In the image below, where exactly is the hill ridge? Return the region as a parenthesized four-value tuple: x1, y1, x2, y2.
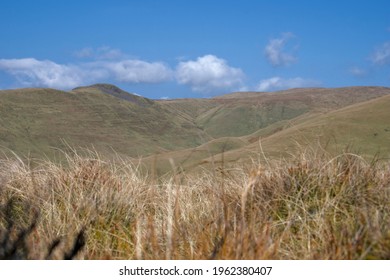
(72, 83, 153, 106)
(0, 85, 389, 173)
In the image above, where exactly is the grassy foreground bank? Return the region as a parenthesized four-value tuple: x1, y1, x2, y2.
(1, 150, 390, 259)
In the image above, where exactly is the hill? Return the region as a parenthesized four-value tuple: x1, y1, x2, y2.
(141, 87, 390, 173)
(197, 93, 390, 169)
(72, 83, 152, 106)
(0, 85, 208, 159)
(0, 84, 389, 173)
(160, 86, 390, 138)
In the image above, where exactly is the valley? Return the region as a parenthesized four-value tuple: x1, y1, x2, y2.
(1, 84, 389, 174)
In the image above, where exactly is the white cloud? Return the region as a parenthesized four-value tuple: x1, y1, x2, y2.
(370, 42, 390, 65)
(74, 46, 125, 60)
(256, 77, 320, 92)
(96, 47, 124, 60)
(264, 32, 297, 67)
(0, 58, 86, 88)
(0, 57, 173, 89)
(176, 55, 245, 92)
(103, 60, 173, 83)
(349, 66, 367, 77)
(73, 47, 94, 58)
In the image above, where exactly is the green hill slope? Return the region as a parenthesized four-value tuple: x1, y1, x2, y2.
(143, 87, 390, 173)
(206, 93, 390, 166)
(1, 85, 389, 170)
(159, 86, 390, 139)
(0, 86, 208, 159)
(262, 93, 390, 157)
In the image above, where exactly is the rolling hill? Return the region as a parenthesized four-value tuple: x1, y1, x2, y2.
(0, 84, 389, 173)
(159, 86, 390, 138)
(0, 84, 209, 159)
(193, 93, 390, 170)
(145, 86, 390, 173)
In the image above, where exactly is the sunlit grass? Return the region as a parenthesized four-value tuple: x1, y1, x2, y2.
(1, 148, 390, 259)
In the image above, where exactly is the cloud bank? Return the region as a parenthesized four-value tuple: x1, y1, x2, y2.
(265, 33, 297, 67)
(256, 77, 320, 91)
(101, 60, 173, 83)
(0, 57, 173, 89)
(0, 58, 86, 88)
(0, 51, 242, 92)
(176, 55, 244, 93)
(0, 47, 318, 94)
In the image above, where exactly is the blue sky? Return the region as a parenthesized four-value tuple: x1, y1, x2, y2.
(0, 0, 390, 99)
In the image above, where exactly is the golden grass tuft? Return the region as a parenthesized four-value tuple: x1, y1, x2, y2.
(1, 149, 390, 259)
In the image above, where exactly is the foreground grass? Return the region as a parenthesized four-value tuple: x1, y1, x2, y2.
(1, 150, 390, 259)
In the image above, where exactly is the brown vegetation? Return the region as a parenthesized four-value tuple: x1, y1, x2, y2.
(1, 149, 390, 259)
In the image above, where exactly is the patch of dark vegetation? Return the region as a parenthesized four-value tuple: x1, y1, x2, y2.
(0, 200, 86, 260)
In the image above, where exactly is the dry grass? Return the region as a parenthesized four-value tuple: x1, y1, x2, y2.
(1, 149, 390, 259)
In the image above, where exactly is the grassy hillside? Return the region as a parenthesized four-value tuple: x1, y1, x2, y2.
(262, 93, 390, 157)
(160, 86, 390, 139)
(145, 87, 390, 174)
(72, 83, 154, 106)
(0, 85, 389, 172)
(140, 137, 248, 175)
(0, 85, 208, 159)
(204, 93, 390, 167)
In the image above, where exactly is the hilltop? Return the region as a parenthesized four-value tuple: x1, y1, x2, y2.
(72, 84, 152, 106)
